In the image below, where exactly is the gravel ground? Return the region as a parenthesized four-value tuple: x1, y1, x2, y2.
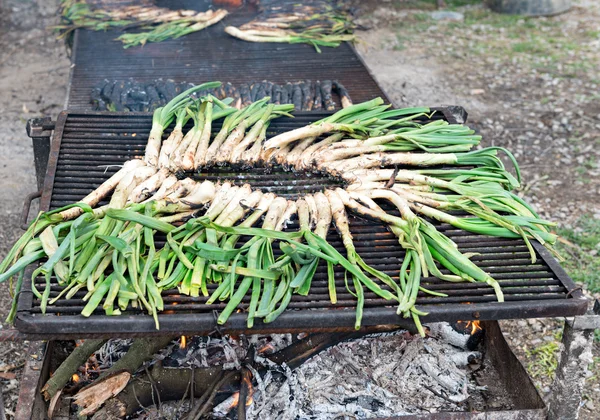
(0, 0, 598, 417)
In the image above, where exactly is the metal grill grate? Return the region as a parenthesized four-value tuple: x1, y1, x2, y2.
(15, 110, 587, 339)
(67, 3, 388, 110)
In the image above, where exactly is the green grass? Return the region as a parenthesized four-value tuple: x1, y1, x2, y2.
(391, 3, 597, 79)
(526, 338, 560, 379)
(556, 216, 600, 294)
(511, 41, 546, 54)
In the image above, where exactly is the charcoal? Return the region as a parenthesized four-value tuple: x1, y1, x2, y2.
(99, 79, 114, 103)
(109, 80, 126, 111)
(279, 83, 289, 104)
(120, 79, 133, 110)
(90, 86, 103, 110)
(216, 84, 227, 99)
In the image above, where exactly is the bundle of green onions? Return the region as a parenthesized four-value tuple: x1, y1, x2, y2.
(56, 1, 228, 48)
(0, 83, 561, 334)
(224, 0, 355, 52)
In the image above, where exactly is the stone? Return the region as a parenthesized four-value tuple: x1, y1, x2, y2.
(431, 11, 464, 21)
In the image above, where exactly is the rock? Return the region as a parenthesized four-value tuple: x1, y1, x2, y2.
(430, 11, 464, 21)
(470, 89, 485, 95)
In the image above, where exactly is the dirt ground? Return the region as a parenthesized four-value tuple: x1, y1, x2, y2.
(0, 0, 69, 416)
(0, 0, 598, 418)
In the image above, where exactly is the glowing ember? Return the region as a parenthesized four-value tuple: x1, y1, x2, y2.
(180, 335, 187, 349)
(72, 373, 80, 383)
(257, 343, 275, 354)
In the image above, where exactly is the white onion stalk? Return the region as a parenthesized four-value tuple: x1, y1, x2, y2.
(130, 168, 170, 203)
(213, 103, 269, 165)
(181, 100, 212, 171)
(304, 194, 318, 230)
(157, 107, 189, 169)
(170, 107, 204, 171)
(283, 136, 316, 165)
(145, 82, 220, 166)
(215, 190, 263, 229)
(312, 192, 332, 239)
(213, 184, 253, 226)
(296, 133, 344, 169)
(324, 152, 462, 174)
(140, 174, 179, 203)
(230, 105, 273, 162)
(244, 123, 269, 163)
(59, 159, 146, 221)
(204, 107, 248, 164)
(193, 99, 215, 169)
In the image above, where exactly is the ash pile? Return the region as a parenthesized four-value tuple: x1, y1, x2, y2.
(46, 321, 515, 419)
(91, 79, 352, 112)
(245, 324, 487, 419)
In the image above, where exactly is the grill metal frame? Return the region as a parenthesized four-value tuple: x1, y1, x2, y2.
(15, 110, 588, 339)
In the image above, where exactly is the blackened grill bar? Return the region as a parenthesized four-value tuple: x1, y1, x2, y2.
(14, 110, 587, 339)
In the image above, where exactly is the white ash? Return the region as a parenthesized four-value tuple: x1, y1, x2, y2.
(95, 339, 133, 370)
(243, 324, 483, 419)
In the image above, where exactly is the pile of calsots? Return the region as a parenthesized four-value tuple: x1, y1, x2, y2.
(0, 82, 560, 335)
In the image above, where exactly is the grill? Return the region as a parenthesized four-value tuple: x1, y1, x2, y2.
(15, 109, 587, 339)
(67, 2, 387, 110)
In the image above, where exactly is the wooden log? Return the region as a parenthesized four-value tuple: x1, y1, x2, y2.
(41, 339, 107, 401)
(98, 336, 176, 380)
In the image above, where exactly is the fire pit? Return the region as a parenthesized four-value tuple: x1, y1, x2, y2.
(19, 321, 547, 419)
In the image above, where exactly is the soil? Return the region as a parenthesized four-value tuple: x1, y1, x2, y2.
(0, 0, 69, 416)
(0, 0, 598, 418)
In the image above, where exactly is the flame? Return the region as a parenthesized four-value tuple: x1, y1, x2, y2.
(469, 320, 482, 335)
(180, 336, 187, 349)
(226, 377, 254, 410)
(72, 373, 80, 383)
(458, 320, 483, 335)
(228, 392, 240, 409)
(244, 376, 254, 406)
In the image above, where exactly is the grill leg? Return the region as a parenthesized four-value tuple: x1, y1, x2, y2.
(547, 300, 600, 420)
(26, 117, 54, 190)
